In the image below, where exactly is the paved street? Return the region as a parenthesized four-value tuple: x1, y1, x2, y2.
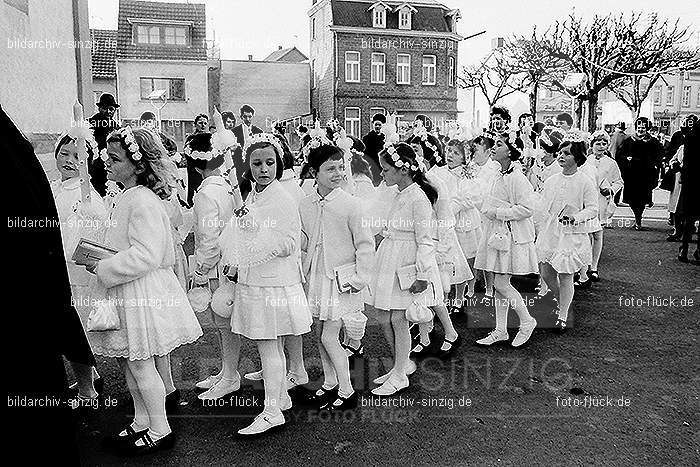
(72, 214, 699, 466)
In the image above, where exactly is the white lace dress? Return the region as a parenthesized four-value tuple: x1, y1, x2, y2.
(91, 185, 202, 360)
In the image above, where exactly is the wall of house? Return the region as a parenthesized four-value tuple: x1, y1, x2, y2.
(116, 60, 208, 121)
(217, 60, 310, 130)
(91, 78, 117, 107)
(309, 0, 335, 122)
(333, 31, 459, 136)
(1, 0, 91, 144)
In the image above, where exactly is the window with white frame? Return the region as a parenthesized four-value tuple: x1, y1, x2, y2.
(399, 8, 412, 29)
(373, 7, 386, 28)
(140, 77, 185, 101)
(135, 24, 188, 46)
(397, 54, 411, 84)
(653, 86, 661, 105)
(371, 53, 386, 83)
(345, 51, 360, 83)
(164, 27, 187, 45)
(345, 107, 361, 137)
(148, 26, 159, 44)
(448, 56, 455, 87)
(682, 85, 691, 107)
(666, 86, 675, 106)
(422, 55, 436, 85)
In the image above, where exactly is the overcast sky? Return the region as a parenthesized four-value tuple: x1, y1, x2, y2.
(89, 0, 699, 65)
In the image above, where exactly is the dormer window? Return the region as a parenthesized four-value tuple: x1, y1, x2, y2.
(368, 2, 389, 29)
(395, 4, 417, 30)
(131, 19, 192, 46)
(445, 9, 462, 33)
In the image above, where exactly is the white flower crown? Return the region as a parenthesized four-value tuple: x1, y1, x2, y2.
(242, 133, 284, 162)
(563, 129, 589, 144)
(386, 144, 426, 173)
(112, 126, 142, 161)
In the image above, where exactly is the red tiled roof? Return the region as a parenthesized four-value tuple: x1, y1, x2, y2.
(91, 29, 117, 78)
(331, 0, 453, 33)
(117, 0, 207, 61)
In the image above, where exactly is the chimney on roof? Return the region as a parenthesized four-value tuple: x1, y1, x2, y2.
(278, 45, 283, 50)
(248, 54, 253, 61)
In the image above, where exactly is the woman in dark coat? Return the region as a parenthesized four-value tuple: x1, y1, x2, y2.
(616, 117, 663, 230)
(3, 105, 95, 463)
(676, 118, 699, 262)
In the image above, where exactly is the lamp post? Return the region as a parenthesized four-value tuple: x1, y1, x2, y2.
(147, 89, 168, 131)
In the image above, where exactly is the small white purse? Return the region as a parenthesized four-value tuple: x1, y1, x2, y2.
(87, 298, 120, 332)
(405, 298, 433, 324)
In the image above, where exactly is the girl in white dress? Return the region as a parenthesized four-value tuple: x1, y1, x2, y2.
(582, 131, 623, 282)
(299, 144, 374, 410)
(345, 152, 377, 357)
(182, 132, 243, 401)
(371, 143, 443, 395)
(220, 134, 312, 435)
(406, 137, 467, 359)
(471, 135, 502, 300)
(446, 138, 485, 304)
(52, 131, 108, 402)
(242, 135, 310, 392)
(87, 127, 202, 454)
(536, 134, 598, 332)
(474, 132, 539, 348)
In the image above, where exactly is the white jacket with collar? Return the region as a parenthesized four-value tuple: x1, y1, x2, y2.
(299, 188, 375, 290)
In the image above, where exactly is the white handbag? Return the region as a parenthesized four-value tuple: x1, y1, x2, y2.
(211, 279, 236, 319)
(487, 221, 512, 252)
(87, 298, 120, 332)
(405, 297, 433, 324)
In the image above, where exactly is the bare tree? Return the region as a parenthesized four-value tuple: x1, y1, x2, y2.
(503, 27, 568, 118)
(545, 12, 700, 131)
(607, 16, 700, 118)
(458, 48, 527, 108)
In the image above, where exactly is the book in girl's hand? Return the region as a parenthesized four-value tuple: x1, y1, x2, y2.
(72, 238, 118, 266)
(334, 263, 356, 294)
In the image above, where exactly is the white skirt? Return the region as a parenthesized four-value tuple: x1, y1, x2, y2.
(371, 235, 444, 311)
(90, 268, 203, 361)
(231, 283, 312, 339)
(474, 220, 539, 275)
(536, 220, 592, 274)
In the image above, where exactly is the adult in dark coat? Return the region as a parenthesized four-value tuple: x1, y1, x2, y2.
(231, 105, 263, 200)
(616, 117, 663, 230)
(4, 105, 95, 464)
(675, 117, 699, 262)
(88, 93, 120, 196)
(184, 113, 210, 206)
(362, 113, 386, 186)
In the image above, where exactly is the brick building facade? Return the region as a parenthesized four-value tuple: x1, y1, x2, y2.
(309, 0, 462, 137)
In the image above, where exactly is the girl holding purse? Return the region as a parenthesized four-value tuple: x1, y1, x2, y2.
(220, 134, 312, 435)
(536, 133, 598, 332)
(184, 132, 242, 401)
(85, 127, 202, 455)
(371, 143, 442, 396)
(299, 144, 375, 411)
(474, 131, 539, 348)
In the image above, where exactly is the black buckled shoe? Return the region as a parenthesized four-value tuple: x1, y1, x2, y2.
(120, 431, 175, 456)
(103, 425, 149, 451)
(437, 335, 462, 359)
(301, 385, 338, 408)
(321, 391, 359, 411)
